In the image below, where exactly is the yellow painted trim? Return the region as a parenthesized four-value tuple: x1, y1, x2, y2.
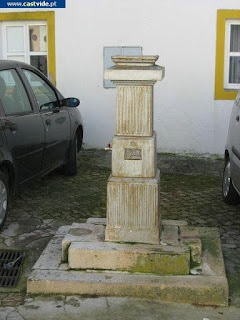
(0, 11, 56, 85)
(215, 10, 240, 100)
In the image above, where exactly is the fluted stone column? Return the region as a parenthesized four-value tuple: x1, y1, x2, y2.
(104, 56, 165, 244)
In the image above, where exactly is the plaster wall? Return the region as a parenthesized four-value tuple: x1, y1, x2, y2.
(2, 0, 240, 154)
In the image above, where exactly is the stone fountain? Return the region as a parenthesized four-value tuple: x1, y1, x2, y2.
(27, 55, 228, 306)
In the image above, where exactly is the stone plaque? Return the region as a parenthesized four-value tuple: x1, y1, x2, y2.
(124, 148, 142, 160)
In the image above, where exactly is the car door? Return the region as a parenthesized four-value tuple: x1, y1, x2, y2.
(22, 69, 71, 171)
(0, 68, 45, 183)
(230, 91, 240, 190)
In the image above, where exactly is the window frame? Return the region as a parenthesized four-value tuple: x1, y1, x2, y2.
(215, 10, 240, 100)
(0, 11, 56, 85)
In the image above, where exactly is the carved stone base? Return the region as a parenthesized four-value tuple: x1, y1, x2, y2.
(105, 170, 160, 244)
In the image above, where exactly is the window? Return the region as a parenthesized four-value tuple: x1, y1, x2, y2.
(215, 10, 240, 100)
(23, 70, 58, 111)
(0, 12, 56, 84)
(225, 21, 240, 90)
(2, 21, 48, 76)
(104, 46, 142, 88)
(0, 69, 32, 115)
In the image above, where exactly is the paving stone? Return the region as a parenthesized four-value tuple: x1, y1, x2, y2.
(86, 218, 107, 225)
(18, 218, 41, 226)
(161, 225, 179, 246)
(1, 223, 19, 238)
(55, 225, 72, 235)
(62, 223, 105, 262)
(65, 296, 81, 307)
(180, 226, 200, 239)
(32, 235, 64, 270)
(0, 293, 25, 307)
(162, 219, 188, 227)
(4, 238, 15, 247)
(17, 231, 52, 244)
(182, 238, 202, 266)
(222, 244, 237, 249)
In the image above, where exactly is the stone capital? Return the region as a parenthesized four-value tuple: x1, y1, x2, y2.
(104, 55, 165, 82)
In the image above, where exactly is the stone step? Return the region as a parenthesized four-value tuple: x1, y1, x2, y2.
(27, 269, 228, 307)
(68, 241, 190, 275)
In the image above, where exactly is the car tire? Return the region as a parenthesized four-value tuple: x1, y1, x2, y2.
(0, 171, 9, 231)
(62, 133, 78, 176)
(222, 160, 240, 205)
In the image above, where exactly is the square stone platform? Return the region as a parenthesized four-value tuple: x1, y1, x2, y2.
(27, 218, 229, 306)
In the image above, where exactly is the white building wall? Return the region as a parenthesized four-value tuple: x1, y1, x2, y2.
(1, 0, 240, 155)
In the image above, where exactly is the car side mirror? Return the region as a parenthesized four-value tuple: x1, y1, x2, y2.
(60, 97, 80, 108)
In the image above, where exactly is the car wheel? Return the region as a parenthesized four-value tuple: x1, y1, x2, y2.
(0, 171, 9, 231)
(222, 160, 240, 205)
(62, 133, 78, 176)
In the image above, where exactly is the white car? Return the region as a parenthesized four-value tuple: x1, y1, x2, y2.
(223, 91, 240, 204)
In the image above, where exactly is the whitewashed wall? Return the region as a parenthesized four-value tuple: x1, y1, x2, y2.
(2, 0, 240, 154)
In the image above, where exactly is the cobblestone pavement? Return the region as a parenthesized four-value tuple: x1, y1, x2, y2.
(0, 149, 239, 312)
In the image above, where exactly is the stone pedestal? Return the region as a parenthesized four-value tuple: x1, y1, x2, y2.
(104, 56, 165, 244)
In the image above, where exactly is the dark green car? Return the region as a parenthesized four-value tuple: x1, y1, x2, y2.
(0, 60, 83, 230)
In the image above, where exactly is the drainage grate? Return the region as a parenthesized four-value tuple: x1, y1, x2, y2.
(0, 251, 25, 287)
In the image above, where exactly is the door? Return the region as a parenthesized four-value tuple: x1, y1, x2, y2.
(22, 69, 71, 171)
(0, 69, 45, 183)
(230, 92, 240, 190)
